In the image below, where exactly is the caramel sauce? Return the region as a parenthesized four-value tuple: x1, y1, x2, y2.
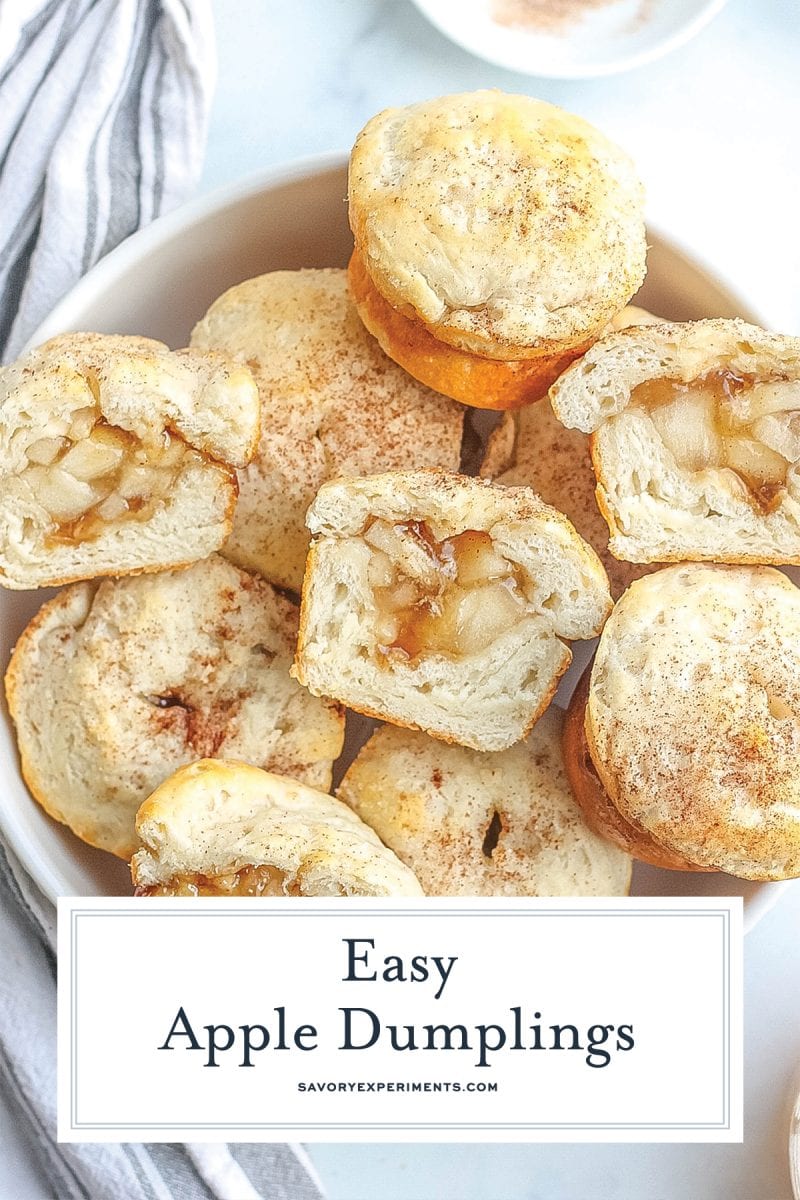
(634, 369, 750, 418)
(633, 369, 794, 513)
(371, 522, 528, 662)
(35, 411, 199, 546)
(137, 864, 300, 897)
(749, 482, 785, 512)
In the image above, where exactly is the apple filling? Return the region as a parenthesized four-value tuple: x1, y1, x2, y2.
(136, 864, 302, 897)
(364, 519, 529, 661)
(21, 404, 207, 544)
(634, 369, 800, 511)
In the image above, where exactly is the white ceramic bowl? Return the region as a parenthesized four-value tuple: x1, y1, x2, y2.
(0, 154, 786, 930)
(411, 0, 728, 78)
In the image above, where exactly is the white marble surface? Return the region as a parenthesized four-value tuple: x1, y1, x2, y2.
(2, 1, 800, 1196)
(203, 0, 800, 334)
(312, 884, 800, 1200)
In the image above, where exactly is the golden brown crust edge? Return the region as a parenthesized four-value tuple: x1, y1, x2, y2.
(348, 251, 589, 411)
(5, 589, 140, 859)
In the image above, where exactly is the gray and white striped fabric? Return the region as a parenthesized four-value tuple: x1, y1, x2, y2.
(0, 843, 326, 1200)
(0, 0, 213, 362)
(0, 4, 327, 1196)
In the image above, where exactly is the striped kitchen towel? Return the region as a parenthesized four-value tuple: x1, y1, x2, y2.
(0, 0, 213, 362)
(0, 842, 327, 1200)
(0, 4, 327, 1196)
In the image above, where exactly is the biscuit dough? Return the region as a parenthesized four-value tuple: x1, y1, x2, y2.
(550, 318, 800, 564)
(190, 269, 463, 591)
(586, 563, 800, 880)
(5, 555, 344, 859)
(0, 333, 259, 588)
(132, 759, 424, 896)
(338, 708, 632, 895)
(293, 470, 611, 752)
(349, 90, 646, 356)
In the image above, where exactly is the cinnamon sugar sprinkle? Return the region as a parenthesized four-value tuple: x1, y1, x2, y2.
(492, 0, 643, 34)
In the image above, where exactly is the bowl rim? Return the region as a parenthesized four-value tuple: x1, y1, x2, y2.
(408, 0, 730, 80)
(6, 151, 788, 929)
(28, 150, 349, 352)
(30, 150, 773, 350)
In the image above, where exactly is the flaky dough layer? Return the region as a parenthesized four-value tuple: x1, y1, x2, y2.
(131, 759, 424, 896)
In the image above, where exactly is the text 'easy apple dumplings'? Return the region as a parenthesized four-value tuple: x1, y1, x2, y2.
(131, 760, 423, 897)
(550, 318, 800, 564)
(292, 471, 612, 752)
(0, 333, 259, 588)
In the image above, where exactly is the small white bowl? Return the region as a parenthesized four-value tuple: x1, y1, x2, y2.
(410, 0, 729, 78)
(0, 154, 786, 929)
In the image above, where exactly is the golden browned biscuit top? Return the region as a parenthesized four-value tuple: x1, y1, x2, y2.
(5, 555, 344, 859)
(587, 563, 800, 880)
(349, 90, 646, 357)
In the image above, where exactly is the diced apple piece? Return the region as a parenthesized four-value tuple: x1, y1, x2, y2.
(26, 436, 67, 466)
(452, 530, 509, 584)
(742, 381, 800, 420)
(649, 391, 722, 471)
(68, 406, 97, 441)
(158, 433, 186, 468)
(90, 423, 133, 450)
(751, 414, 800, 464)
(117, 463, 161, 500)
(723, 436, 787, 486)
(409, 592, 458, 656)
(381, 578, 419, 613)
(26, 466, 96, 522)
(364, 520, 441, 586)
(367, 548, 394, 590)
(60, 437, 124, 481)
(375, 612, 399, 646)
(365, 519, 407, 560)
(452, 581, 525, 657)
(95, 493, 129, 521)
